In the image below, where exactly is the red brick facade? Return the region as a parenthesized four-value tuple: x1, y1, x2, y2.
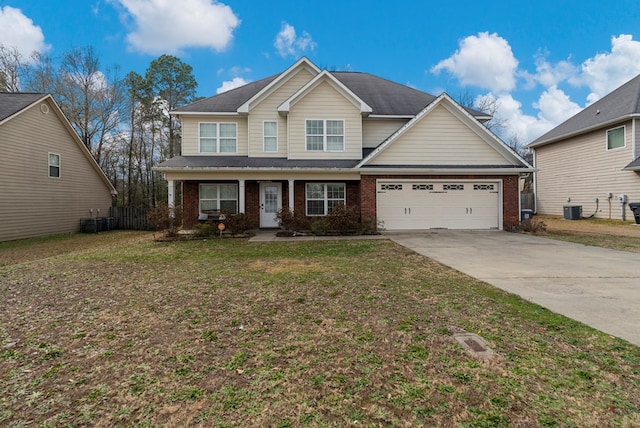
(181, 175, 521, 230)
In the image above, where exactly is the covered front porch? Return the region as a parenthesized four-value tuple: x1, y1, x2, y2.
(167, 175, 362, 230)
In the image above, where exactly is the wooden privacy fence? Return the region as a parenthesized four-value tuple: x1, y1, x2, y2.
(110, 207, 151, 230)
(521, 193, 535, 211)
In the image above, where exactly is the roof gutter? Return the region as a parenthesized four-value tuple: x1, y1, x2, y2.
(358, 167, 536, 174)
(529, 113, 640, 148)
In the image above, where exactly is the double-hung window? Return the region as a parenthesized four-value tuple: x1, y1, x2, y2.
(305, 119, 344, 151)
(48, 153, 60, 178)
(263, 121, 278, 152)
(606, 126, 625, 150)
(199, 122, 237, 153)
(306, 183, 346, 216)
(199, 183, 238, 215)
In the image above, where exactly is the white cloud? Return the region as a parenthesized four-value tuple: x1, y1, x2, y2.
(580, 34, 640, 104)
(274, 22, 316, 58)
(0, 6, 50, 59)
(431, 32, 518, 94)
(112, 0, 240, 55)
(216, 76, 249, 94)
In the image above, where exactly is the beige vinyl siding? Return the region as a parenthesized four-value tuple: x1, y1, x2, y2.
(362, 119, 407, 148)
(287, 81, 362, 160)
(368, 105, 507, 165)
(0, 99, 113, 242)
(247, 68, 315, 157)
(180, 115, 248, 155)
(535, 120, 640, 220)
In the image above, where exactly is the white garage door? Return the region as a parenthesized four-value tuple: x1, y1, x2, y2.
(377, 180, 500, 230)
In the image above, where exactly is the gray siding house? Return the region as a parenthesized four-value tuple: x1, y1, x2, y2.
(0, 93, 117, 241)
(529, 75, 640, 220)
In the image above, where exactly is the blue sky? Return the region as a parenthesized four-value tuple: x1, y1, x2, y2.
(3, 0, 640, 144)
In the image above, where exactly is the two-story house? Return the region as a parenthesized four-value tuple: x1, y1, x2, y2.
(529, 74, 640, 221)
(155, 58, 532, 231)
(0, 93, 117, 242)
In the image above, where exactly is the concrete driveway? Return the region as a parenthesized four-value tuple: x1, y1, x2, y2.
(386, 230, 640, 346)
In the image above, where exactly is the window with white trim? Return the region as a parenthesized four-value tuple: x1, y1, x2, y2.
(199, 122, 237, 153)
(263, 121, 278, 152)
(199, 183, 238, 215)
(305, 119, 344, 151)
(48, 153, 60, 178)
(306, 183, 346, 216)
(607, 126, 625, 150)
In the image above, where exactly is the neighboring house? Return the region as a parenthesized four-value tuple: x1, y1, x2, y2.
(0, 93, 117, 242)
(154, 58, 532, 231)
(529, 75, 640, 221)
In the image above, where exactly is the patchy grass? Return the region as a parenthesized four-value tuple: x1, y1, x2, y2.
(0, 232, 639, 426)
(544, 230, 640, 253)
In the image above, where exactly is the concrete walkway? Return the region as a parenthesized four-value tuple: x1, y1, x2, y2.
(386, 230, 640, 346)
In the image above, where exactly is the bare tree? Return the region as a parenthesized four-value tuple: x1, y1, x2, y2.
(456, 90, 506, 132)
(0, 44, 27, 92)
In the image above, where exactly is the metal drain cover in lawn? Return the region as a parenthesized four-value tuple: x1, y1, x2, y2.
(453, 333, 496, 359)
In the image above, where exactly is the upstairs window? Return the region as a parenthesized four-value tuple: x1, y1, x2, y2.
(49, 153, 60, 178)
(199, 122, 237, 153)
(305, 119, 344, 151)
(263, 121, 278, 152)
(306, 183, 346, 216)
(607, 126, 625, 150)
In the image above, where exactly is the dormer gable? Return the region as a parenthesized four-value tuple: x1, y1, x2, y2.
(277, 70, 373, 117)
(236, 57, 321, 114)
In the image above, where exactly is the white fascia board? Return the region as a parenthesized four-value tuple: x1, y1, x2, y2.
(278, 70, 372, 115)
(236, 57, 321, 114)
(366, 114, 415, 119)
(170, 111, 241, 117)
(358, 167, 535, 174)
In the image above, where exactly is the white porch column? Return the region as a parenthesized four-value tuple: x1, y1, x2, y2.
(239, 179, 246, 213)
(288, 179, 295, 211)
(167, 179, 175, 218)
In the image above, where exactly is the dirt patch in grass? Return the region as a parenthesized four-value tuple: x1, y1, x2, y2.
(1, 235, 639, 426)
(536, 215, 640, 253)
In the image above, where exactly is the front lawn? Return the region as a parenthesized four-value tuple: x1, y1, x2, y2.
(1, 232, 638, 426)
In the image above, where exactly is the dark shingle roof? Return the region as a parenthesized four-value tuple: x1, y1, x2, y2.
(156, 156, 360, 169)
(530, 74, 640, 147)
(172, 70, 487, 118)
(172, 75, 278, 113)
(624, 157, 640, 171)
(0, 93, 46, 122)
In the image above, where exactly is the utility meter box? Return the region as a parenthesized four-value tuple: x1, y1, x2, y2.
(563, 205, 582, 220)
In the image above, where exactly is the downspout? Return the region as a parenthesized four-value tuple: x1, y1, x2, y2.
(633, 118, 637, 161)
(532, 149, 537, 214)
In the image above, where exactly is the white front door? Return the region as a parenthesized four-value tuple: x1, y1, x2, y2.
(260, 182, 282, 228)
